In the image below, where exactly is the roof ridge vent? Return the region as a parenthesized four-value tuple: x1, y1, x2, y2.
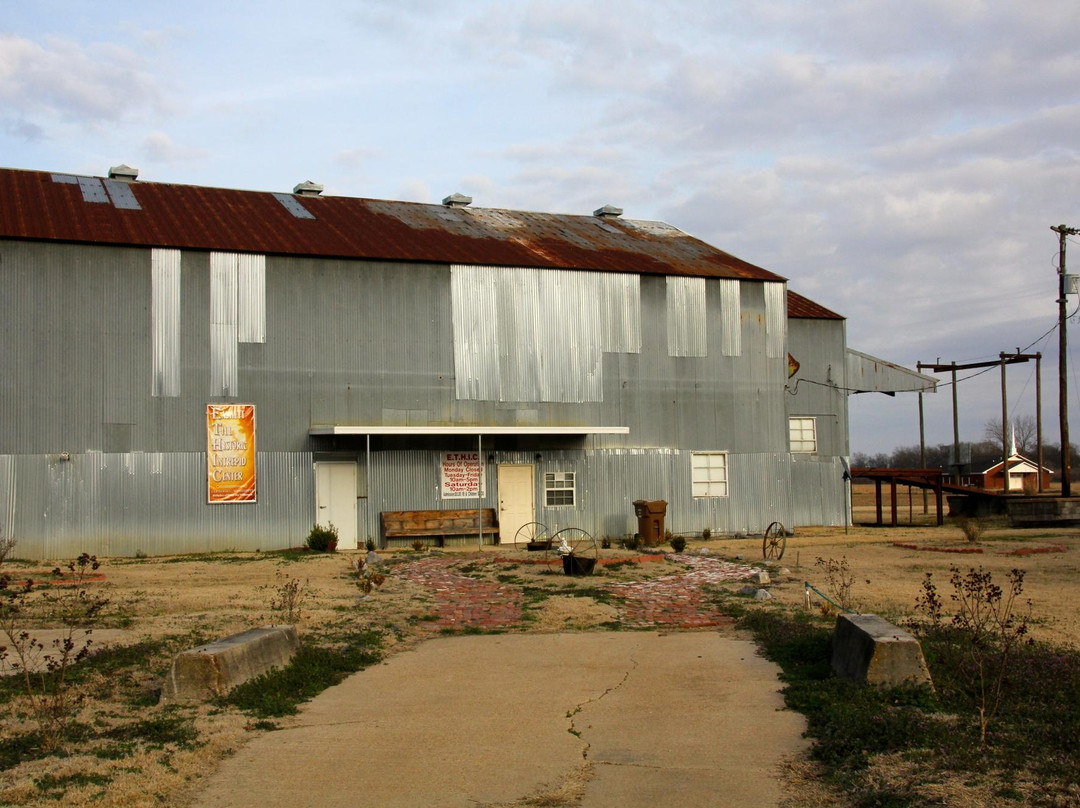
(293, 180, 324, 197)
(442, 193, 472, 208)
(593, 204, 623, 219)
(108, 164, 139, 182)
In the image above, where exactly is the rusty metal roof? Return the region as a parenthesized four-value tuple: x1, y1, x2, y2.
(0, 167, 787, 281)
(787, 290, 843, 319)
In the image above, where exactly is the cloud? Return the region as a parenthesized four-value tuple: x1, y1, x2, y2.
(142, 131, 209, 165)
(0, 34, 167, 125)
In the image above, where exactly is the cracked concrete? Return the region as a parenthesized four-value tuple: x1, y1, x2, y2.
(187, 633, 806, 808)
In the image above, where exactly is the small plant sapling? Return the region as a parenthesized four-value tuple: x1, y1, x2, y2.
(957, 516, 986, 544)
(814, 556, 863, 613)
(0, 553, 109, 751)
(411, 539, 426, 552)
(669, 536, 687, 553)
(267, 571, 308, 624)
(0, 528, 16, 566)
(915, 565, 1030, 746)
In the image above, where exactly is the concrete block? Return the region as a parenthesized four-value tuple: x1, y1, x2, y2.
(160, 625, 300, 703)
(830, 614, 932, 688)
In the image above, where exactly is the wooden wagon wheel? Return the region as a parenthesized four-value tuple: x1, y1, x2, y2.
(763, 521, 786, 561)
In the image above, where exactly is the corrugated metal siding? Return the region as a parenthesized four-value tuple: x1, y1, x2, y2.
(3, 452, 313, 559)
(718, 278, 741, 357)
(789, 455, 848, 527)
(765, 281, 786, 358)
(151, 248, 181, 397)
(451, 265, 642, 403)
(210, 253, 238, 397)
(787, 318, 848, 457)
(666, 276, 707, 357)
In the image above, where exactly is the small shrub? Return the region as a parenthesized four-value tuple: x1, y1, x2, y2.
(669, 536, 687, 553)
(411, 538, 426, 552)
(701, 527, 711, 540)
(0, 553, 110, 751)
(267, 572, 308, 624)
(0, 529, 16, 565)
(305, 523, 338, 553)
(915, 565, 1030, 745)
(364, 538, 376, 552)
(620, 535, 641, 551)
(350, 556, 386, 596)
(600, 536, 612, 549)
(814, 555, 861, 613)
(956, 515, 986, 543)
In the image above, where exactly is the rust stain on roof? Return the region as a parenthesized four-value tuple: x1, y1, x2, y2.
(788, 290, 843, 320)
(0, 167, 786, 282)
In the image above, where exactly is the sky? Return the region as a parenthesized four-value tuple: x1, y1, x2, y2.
(4, 0, 1080, 457)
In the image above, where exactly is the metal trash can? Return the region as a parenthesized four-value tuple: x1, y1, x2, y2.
(632, 500, 668, 546)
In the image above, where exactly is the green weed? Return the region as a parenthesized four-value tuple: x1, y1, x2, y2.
(223, 632, 381, 718)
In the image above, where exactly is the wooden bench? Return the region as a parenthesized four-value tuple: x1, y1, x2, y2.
(381, 508, 500, 546)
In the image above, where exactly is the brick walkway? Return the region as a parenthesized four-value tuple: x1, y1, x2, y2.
(399, 553, 757, 631)
(398, 555, 524, 630)
(606, 554, 756, 628)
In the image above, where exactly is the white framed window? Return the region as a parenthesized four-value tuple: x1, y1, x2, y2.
(691, 452, 728, 497)
(545, 472, 576, 506)
(789, 417, 818, 453)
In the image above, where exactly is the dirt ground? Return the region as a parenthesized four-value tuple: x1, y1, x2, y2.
(1, 496, 1078, 806)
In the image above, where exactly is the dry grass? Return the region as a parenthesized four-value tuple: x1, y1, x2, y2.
(0, 521, 1077, 806)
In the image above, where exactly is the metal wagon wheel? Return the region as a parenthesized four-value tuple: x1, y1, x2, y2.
(763, 521, 786, 561)
(514, 521, 550, 549)
(544, 527, 598, 570)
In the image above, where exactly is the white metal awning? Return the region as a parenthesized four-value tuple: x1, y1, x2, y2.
(309, 425, 629, 436)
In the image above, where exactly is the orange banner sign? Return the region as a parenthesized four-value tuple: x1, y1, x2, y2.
(206, 404, 257, 503)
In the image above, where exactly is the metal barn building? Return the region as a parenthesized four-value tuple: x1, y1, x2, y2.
(0, 166, 922, 558)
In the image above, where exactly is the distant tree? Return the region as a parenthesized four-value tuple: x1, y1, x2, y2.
(982, 415, 1037, 455)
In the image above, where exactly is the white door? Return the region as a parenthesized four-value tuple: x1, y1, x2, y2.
(315, 462, 358, 550)
(498, 464, 535, 546)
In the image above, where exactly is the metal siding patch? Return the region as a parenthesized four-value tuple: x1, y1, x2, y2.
(151, 249, 181, 397)
(272, 193, 316, 220)
(51, 174, 78, 185)
(77, 177, 110, 204)
(237, 254, 266, 343)
(210, 253, 239, 396)
(666, 276, 707, 357)
(718, 278, 741, 357)
(103, 179, 142, 210)
(452, 265, 641, 404)
(764, 282, 786, 359)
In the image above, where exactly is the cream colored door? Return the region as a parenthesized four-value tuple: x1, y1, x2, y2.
(498, 464, 535, 546)
(315, 462, 358, 550)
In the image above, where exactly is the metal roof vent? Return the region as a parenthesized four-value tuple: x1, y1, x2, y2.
(293, 180, 324, 197)
(593, 204, 623, 219)
(107, 164, 139, 182)
(442, 193, 473, 208)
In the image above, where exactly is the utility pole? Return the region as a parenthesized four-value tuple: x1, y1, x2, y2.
(1052, 225, 1078, 498)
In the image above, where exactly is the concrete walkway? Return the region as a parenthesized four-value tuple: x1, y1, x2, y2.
(190, 632, 806, 808)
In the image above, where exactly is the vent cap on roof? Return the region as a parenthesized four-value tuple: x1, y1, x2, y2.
(594, 204, 623, 219)
(442, 193, 472, 208)
(108, 164, 139, 182)
(293, 180, 324, 197)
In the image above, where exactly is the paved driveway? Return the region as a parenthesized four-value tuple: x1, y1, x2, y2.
(189, 631, 806, 808)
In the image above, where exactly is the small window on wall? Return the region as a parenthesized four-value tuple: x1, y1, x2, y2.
(789, 417, 818, 453)
(545, 472, 576, 506)
(691, 452, 728, 497)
